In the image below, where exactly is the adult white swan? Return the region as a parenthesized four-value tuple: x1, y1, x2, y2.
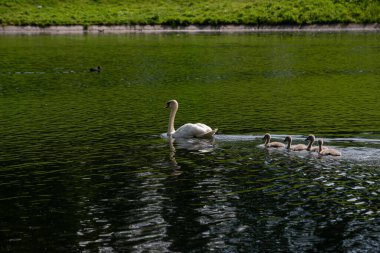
(166, 99, 218, 139)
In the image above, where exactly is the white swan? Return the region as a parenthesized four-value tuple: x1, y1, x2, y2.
(284, 136, 308, 151)
(318, 139, 342, 156)
(166, 99, 218, 139)
(305, 135, 320, 152)
(263, 133, 285, 148)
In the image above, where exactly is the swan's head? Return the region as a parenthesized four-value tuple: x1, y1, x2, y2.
(166, 99, 178, 109)
(284, 136, 292, 143)
(305, 135, 315, 142)
(318, 139, 323, 147)
(263, 133, 271, 140)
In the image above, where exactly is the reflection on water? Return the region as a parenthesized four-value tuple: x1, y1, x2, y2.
(0, 33, 379, 252)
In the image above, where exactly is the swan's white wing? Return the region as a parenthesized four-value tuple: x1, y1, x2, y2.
(172, 123, 215, 139)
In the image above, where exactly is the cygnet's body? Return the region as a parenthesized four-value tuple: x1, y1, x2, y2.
(166, 100, 217, 139)
(284, 136, 308, 151)
(318, 139, 342, 156)
(263, 133, 285, 148)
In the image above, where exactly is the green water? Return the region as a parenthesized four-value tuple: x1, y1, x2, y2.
(0, 33, 379, 252)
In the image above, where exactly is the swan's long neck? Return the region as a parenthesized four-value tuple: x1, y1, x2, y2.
(167, 106, 177, 136)
(264, 136, 270, 146)
(307, 138, 314, 150)
(318, 140, 323, 153)
(286, 137, 291, 149)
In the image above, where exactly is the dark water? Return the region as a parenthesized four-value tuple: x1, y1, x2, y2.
(0, 33, 379, 252)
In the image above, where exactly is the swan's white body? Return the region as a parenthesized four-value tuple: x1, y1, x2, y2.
(284, 136, 308, 151)
(263, 133, 285, 148)
(318, 139, 341, 156)
(166, 100, 217, 139)
(170, 123, 215, 138)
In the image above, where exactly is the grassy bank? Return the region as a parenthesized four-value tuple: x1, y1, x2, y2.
(1, 0, 379, 26)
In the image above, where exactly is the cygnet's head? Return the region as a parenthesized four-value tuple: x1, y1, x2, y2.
(263, 133, 271, 140)
(284, 136, 292, 143)
(305, 135, 315, 142)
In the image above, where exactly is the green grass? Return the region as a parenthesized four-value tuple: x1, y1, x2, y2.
(0, 0, 379, 26)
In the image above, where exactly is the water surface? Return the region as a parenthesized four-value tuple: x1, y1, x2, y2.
(0, 33, 379, 252)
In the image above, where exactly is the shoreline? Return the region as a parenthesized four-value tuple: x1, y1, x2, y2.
(1, 24, 380, 34)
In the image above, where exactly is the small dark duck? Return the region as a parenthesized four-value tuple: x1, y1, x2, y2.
(89, 66, 101, 72)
